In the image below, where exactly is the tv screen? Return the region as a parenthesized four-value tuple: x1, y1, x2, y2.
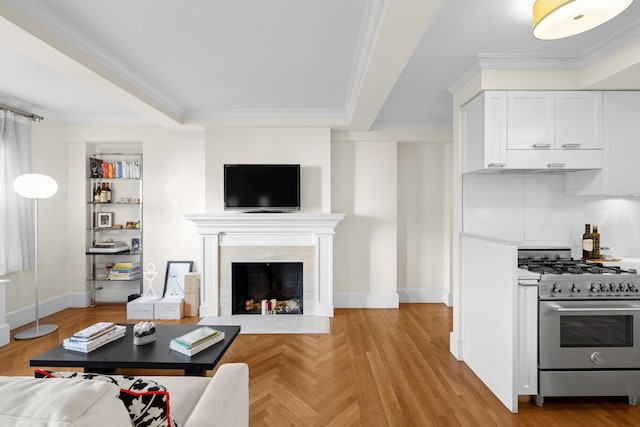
(224, 164, 300, 212)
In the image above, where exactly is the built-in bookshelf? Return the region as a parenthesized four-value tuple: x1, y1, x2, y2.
(86, 152, 142, 305)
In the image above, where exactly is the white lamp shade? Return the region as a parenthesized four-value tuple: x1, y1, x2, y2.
(13, 173, 58, 199)
(533, 0, 634, 40)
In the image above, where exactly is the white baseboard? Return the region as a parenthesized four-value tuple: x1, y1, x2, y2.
(0, 323, 9, 346)
(7, 293, 70, 330)
(334, 292, 399, 309)
(450, 331, 463, 361)
(397, 288, 449, 304)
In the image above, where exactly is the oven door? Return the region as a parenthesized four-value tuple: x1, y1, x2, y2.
(539, 300, 640, 370)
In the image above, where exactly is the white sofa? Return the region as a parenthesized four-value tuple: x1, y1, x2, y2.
(0, 363, 249, 427)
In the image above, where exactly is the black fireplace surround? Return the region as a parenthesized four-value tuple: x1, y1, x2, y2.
(231, 262, 303, 314)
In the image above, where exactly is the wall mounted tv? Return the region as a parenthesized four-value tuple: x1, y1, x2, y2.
(224, 164, 300, 212)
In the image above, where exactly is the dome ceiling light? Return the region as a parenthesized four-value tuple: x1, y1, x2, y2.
(533, 0, 634, 40)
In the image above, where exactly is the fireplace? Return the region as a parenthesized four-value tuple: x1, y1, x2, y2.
(185, 213, 345, 318)
(231, 262, 303, 315)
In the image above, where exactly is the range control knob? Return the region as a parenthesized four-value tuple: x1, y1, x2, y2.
(590, 352, 605, 365)
(552, 284, 562, 293)
(570, 284, 581, 293)
(590, 283, 601, 292)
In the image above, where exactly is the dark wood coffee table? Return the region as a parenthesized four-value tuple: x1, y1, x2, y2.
(30, 324, 240, 376)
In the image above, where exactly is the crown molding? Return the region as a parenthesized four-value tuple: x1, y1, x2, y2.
(5, 0, 182, 117)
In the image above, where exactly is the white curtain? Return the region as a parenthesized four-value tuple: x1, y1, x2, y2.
(0, 110, 34, 276)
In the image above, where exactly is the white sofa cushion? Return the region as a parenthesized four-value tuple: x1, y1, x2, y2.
(35, 370, 180, 427)
(0, 377, 131, 426)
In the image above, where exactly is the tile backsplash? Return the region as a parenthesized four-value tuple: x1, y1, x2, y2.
(463, 172, 640, 258)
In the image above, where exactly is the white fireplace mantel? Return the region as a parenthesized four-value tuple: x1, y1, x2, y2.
(185, 213, 345, 317)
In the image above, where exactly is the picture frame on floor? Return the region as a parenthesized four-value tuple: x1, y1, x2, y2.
(164, 261, 193, 296)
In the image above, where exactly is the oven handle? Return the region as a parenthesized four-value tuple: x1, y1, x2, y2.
(550, 304, 640, 312)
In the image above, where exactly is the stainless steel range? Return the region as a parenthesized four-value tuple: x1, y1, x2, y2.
(518, 248, 640, 407)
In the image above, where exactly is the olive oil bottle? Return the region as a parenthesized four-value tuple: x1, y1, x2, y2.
(582, 224, 593, 259)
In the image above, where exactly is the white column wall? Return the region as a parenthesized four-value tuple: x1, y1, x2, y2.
(332, 140, 399, 308)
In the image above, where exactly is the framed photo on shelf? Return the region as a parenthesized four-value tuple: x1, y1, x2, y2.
(131, 237, 141, 253)
(96, 212, 113, 228)
(163, 261, 194, 296)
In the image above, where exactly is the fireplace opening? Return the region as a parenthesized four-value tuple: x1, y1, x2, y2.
(232, 262, 303, 315)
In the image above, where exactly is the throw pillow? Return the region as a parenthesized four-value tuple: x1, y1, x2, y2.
(35, 370, 180, 427)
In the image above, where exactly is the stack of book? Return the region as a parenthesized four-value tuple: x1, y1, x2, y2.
(88, 240, 129, 253)
(108, 262, 141, 280)
(63, 322, 126, 353)
(170, 326, 225, 356)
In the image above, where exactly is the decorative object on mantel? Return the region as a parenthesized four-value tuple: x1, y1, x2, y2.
(13, 173, 59, 340)
(133, 321, 156, 345)
(533, 0, 634, 40)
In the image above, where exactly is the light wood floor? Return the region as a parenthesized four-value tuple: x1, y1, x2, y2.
(1, 304, 638, 426)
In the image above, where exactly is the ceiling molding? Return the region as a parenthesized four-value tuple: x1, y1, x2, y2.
(580, 16, 640, 67)
(5, 0, 182, 117)
(348, 0, 442, 131)
(342, 0, 384, 116)
(0, 0, 183, 128)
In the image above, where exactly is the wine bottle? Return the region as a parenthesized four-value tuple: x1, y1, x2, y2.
(105, 182, 112, 203)
(94, 183, 101, 204)
(592, 225, 600, 260)
(100, 183, 108, 203)
(582, 224, 593, 260)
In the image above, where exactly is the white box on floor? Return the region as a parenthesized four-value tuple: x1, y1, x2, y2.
(154, 297, 184, 320)
(126, 296, 159, 320)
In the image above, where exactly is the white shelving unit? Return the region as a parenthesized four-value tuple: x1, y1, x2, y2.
(86, 152, 143, 304)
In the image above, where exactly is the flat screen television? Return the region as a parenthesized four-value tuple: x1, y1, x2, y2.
(224, 164, 300, 212)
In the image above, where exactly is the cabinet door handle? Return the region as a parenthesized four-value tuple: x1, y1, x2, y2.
(488, 163, 506, 168)
(562, 143, 581, 149)
(532, 144, 551, 149)
(547, 163, 566, 168)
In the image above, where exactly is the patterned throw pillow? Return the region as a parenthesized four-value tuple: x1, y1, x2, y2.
(34, 370, 180, 427)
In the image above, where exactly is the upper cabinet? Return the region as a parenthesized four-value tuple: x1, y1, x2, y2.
(462, 90, 603, 173)
(462, 91, 507, 173)
(566, 92, 640, 196)
(508, 91, 602, 150)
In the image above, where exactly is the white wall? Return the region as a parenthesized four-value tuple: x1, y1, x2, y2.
(3, 120, 69, 321)
(5, 122, 454, 326)
(397, 142, 451, 303)
(332, 139, 399, 307)
(61, 125, 206, 300)
(204, 128, 331, 213)
(463, 172, 640, 258)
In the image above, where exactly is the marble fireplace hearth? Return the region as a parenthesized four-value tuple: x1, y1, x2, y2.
(185, 213, 345, 328)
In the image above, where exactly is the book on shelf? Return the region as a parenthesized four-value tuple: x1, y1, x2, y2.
(88, 246, 129, 253)
(64, 324, 126, 353)
(170, 327, 225, 356)
(88, 241, 129, 253)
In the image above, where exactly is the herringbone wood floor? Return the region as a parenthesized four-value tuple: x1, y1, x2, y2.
(1, 304, 638, 426)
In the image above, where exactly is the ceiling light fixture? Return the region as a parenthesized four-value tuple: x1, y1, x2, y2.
(533, 0, 634, 40)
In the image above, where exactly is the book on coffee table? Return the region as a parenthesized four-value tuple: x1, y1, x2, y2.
(63, 325, 126, 353)
(170, 327, 225, 356)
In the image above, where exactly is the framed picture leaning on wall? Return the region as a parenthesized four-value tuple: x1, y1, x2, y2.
(163, 261, 193, 296)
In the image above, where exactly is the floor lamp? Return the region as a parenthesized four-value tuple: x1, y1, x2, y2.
(13, 173, 59, 340)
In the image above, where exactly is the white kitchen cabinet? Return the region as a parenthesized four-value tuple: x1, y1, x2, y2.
(566, 91, 640, 196)
(507, 91, 555, 150)
(516, 282, 538, 395)
(508, 91, 602, 151)
(462, 91, 507, 173)
(462, 91, 602, 173)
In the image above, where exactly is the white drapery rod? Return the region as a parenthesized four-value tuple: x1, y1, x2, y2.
(0, 103, 43, 122)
